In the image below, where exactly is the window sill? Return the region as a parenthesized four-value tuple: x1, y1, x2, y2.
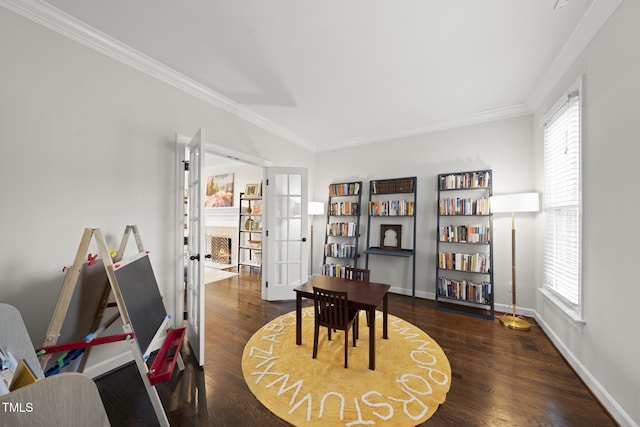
(538, 288, 586, 333)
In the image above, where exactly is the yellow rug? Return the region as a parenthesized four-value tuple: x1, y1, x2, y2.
(242, 307, 451, 426)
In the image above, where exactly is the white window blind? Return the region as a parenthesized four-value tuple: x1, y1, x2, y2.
(543, 87, 581, 309)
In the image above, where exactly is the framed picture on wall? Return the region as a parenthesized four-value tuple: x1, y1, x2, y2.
(205, 173, 234, 207)
(245, 183, 260, 198)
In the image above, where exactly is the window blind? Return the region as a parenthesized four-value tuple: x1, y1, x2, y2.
(543, 90, 581, 307)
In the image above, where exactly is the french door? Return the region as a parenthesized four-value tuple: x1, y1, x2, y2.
(262, 167, 309, 301)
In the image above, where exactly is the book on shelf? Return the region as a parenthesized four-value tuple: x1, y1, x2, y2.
(326, 222, 357, 237)
(368, 200, 415, 216)
(438, 251, 490, 273)
(322, 263, 348, 278)
(372, 178, 415, 194)
(438, 197, 490, 216)
(439, 225, 490, 243)
(329, 201, 359, 216)
(439, 171, 491, 190)
(7, 358, 38, 392)
(437, 277, 492, 304)
(329, 182, 360, 196)
(325, 243, 356, 259)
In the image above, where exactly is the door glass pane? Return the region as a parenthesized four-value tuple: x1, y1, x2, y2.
(275, 241, 287, 262)
(289, 196, 301, 217)
(289, 174, 301, 195)
(275, 263, 286, 284)
(288, 263, 301, 285)
(289, 218, 301, 241)
(275, 173, 288, 195)
(275, 218, 287, 240)
(275, 196, 287, 218)
(288, 241, 301, 262)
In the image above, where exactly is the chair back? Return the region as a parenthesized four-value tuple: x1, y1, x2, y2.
(344, 267, 370, 282)
(313, 287, 350, 330)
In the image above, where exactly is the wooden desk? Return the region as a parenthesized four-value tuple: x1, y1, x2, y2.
(293, 276, 390, 370)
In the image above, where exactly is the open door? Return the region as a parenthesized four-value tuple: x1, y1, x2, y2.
(262, 167, 309, 301)
(185, 128, 206, 365)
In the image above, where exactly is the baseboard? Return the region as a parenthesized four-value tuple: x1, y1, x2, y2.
(533, 312, 635, 427)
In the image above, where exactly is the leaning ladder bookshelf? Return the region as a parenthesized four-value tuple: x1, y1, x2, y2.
(364, 176, 417, 301)
(435, 170, 494, 320)
(322, 181, 362, 278)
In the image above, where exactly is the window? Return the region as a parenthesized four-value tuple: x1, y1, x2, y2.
(542, 79, 582, 318)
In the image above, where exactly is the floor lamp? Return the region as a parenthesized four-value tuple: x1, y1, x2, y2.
(490, 192, 539, 330)
(308, 202, 326, 276)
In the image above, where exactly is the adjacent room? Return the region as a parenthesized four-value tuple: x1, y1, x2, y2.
(1, 1, 638, 426)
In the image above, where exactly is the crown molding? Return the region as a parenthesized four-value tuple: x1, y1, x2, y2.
(318, 102, 532, 152)
(527, 0, 622, 111)
(0, 0, 316, 152)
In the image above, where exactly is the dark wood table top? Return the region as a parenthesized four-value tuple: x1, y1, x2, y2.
(294, 275, 390, 308)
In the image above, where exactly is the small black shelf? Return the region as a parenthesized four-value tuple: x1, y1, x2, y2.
(364, 247, 415, 257)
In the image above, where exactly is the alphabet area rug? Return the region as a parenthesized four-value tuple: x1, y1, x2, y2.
(242, 307, 451, 426)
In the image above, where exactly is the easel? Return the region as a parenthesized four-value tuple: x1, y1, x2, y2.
(38, 225, 185, 427)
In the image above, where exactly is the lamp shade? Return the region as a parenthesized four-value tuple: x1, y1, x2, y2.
(308, 202, 326, 216)
(490, 193, 539, 213)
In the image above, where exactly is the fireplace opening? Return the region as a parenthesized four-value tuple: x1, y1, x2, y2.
(210, 236, 232, 265)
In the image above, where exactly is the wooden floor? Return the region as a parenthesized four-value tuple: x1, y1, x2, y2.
(95, 273, 617, 426)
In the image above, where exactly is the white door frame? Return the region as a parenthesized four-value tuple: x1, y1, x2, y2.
(174, 133, 272, 325)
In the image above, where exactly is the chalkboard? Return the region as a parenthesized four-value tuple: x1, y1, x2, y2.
(113, 254, 167, 354)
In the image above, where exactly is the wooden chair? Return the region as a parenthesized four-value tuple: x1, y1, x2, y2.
(344, 267, 372, 334)
(312, 287, 358, 368)
(344, 267, 370, 282)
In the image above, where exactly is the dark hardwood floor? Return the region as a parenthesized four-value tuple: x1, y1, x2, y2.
(95, 273, 617, 426)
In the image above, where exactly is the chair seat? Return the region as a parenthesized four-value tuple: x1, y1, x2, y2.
(317, 306, 358, 326)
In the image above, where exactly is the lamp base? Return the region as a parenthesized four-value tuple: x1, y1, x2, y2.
(498, 314, 531, 331)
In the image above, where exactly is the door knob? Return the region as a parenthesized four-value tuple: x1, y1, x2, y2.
(301, 237, 307, 242)
(190, 254, 200, 261)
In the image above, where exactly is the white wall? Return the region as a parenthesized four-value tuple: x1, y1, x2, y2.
(0, 8, 314, 374)
(314, 115, 536, 308)
(532, 1, 639, 425)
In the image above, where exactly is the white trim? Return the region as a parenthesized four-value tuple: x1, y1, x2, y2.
(0, 0, 621, 152)
(538, 287, 586, 332)
(318, 103, 532, 152)
(0, 0, 315, 152)
(176, 133, 272, 167)
(528, 0, 622, 111)
(534, 310, 635, 427)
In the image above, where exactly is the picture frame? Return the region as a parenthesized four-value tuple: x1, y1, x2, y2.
(380, 224, 402, 250)
(204, 173, 234, 207)
(245, 183, 259, 198)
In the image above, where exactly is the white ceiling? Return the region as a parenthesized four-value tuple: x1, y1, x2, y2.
(7, 0, 616, 152)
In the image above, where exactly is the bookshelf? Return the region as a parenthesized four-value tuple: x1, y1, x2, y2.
(238, 193, 262, 274)
(322, 181, 363, 278)
(364, 177, 417, 300)
(435, 170, 494, 320)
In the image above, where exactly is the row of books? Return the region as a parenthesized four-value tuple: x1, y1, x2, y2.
(371, 179, 414, 194)
(329, 182, 361, 196)
(325, 243, 356, 259)
(439, 172, 491, 190)
(329, 202, 359, 216)
(439, 225, 490, 244)
(322, 263, 348, 278)
(1, 348, 38, 396)
(437, 277, 492, 304)
(326, 222, 358, 237)
(438, 251, 491, 273)
(368, 200, 415, 216)
(438, 197, 490, 216)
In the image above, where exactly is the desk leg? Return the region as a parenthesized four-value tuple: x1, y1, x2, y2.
(369, 307, 375, 370)
(296, 293, 302, 345)
(383, 292, 388, 340)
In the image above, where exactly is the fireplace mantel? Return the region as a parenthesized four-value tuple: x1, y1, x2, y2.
(205, 207, 239, 227)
